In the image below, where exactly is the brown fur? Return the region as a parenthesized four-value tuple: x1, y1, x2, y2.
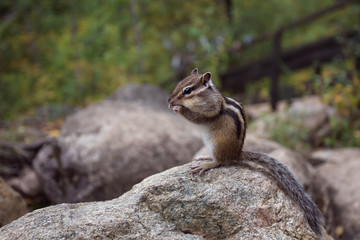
(168, 70, 245, 157)
(168, 72, 223, 124)
(211, 114, 242, 164)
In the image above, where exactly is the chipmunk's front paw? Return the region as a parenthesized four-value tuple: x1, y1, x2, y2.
(191, 161, 220, 175)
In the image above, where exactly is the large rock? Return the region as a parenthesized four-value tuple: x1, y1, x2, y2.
(107, 83, 169, 110)
(311, 148, 360, 240)
(0, 177, 28, 227)
(249, 96, 334, 147)
(0, 162, 331, 239)
(33, 100, 202, 203)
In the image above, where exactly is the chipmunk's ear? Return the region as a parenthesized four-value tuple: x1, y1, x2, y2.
(202, 72, 211, 84)
(191, 68, 198, 75)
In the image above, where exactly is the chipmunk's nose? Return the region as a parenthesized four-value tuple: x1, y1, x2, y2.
(167, 99, 180, 113)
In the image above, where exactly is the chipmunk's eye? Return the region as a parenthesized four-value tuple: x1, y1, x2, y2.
(183, 87, 192, 95)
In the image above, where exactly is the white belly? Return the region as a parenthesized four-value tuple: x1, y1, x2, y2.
(200, 128, 215, 159)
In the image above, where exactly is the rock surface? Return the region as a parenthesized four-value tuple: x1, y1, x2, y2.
(7, 167, 41, 197)
(312, 148, 360, 240)
(249, 96, 334, 147)
(245, 100, 288, 120)
(33, 100, 202, 203)
(107, 83, 169, 110)
(0, 177, 28, 227)
(0, 161, 330, 239)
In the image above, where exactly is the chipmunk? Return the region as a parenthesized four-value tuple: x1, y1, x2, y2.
(168, 68, 324, 237)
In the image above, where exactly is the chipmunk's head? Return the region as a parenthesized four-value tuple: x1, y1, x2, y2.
(168, 68, 223, 124)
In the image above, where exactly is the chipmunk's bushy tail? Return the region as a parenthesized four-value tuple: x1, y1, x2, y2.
(242, 151, 324, 237)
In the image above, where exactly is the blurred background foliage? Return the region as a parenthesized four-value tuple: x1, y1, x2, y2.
(0, 0, 359, 136)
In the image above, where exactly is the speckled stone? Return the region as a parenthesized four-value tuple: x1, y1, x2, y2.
(0, 161, 332, 239)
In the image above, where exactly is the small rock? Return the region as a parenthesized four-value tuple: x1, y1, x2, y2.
(313, 148, 360, 240)
(288, 96, 330, 131)
(249, 96, 334, 147)
(7, 167, 41, 197)
(246, 101, 288, 120)
(0, 176, 28, 227)
(311, 148, 360, 164)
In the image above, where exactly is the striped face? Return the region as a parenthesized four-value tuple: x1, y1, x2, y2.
(168, 69, 223, 123)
